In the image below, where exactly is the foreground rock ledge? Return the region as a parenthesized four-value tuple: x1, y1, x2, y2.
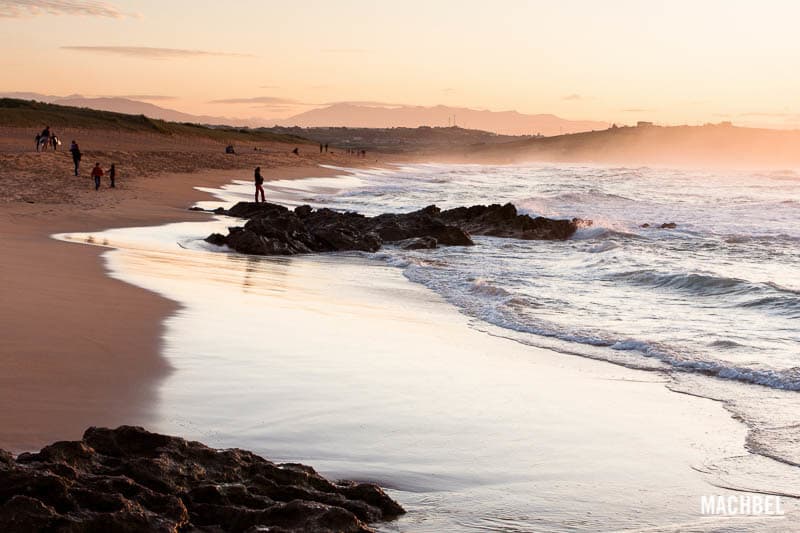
(0, 426, 404, 532)
(205, 202, 586, 256)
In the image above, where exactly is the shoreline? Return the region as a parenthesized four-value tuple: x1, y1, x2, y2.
(4, 152, 797, 529)
(0, 162, 356, 452)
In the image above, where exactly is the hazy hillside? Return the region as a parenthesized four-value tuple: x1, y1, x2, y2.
(470, 123, 800, 168)
(275, 103, 608, 136)
(264, 125, 529, 153)
(0, 92, 252, 127)
(0, 98, 309, 145)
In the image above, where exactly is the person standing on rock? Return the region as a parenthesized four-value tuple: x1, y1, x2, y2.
(69, 141, 82, 176)
(254, 166, 265, 203)
(91, 163, 104, 191)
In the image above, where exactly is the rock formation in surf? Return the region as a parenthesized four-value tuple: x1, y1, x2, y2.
(205, 202, 584, 256)
(0, 426, 403, 532)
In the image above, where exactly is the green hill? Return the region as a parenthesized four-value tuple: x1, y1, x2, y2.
(0, 98, 310, 145)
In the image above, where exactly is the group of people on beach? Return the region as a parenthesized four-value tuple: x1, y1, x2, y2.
(34, 126, 60, 152)
(64, 137, 116, 190)
(89, 162, 117, 190)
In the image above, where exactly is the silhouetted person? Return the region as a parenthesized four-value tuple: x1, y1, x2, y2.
(108, 163, 116, 188)
(324, 143, 328, 153)
(319, 143, 323, 153)
(254, 166, 265, 202)
(69, 141, 82, 176)
(292, 147, 299, 155)
(91, 163, 104, 191)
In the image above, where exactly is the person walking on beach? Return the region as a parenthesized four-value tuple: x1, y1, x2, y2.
(38, 126, 51, 152)
(108, 163, 116, 188)
(324, 143, 328, 153)
(254, 166, 265, 203)
(91, 163, 104, 191)
(69, 141, 82, 176)
(319, 143, 323, 153)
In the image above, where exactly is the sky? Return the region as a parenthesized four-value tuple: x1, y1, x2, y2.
(1, 0, 799, 128)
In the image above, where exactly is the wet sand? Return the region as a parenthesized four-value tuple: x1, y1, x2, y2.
(0, 128, 379, 450)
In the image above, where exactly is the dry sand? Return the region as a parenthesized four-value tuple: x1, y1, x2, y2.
(0, 127, 395, 451)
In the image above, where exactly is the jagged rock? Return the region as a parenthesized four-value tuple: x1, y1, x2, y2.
(213, 207, 227, 215)
(399, 237, 438, 250)
(438, 203, 580, 240)
(207, 201, 579, 256)
(0, 426, 403, 532)
(189, 206, 205, 211)
(205, 233, 228, 246)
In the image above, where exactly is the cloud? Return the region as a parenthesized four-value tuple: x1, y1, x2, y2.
(562, 93, 582, 101)
(60, 46, 252, 58)
(210, 96, 304, 105)
(621, 108, 652, 113)
(0, 0, 126, 18)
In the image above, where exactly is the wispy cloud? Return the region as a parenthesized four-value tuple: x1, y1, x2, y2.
(60, 46, 253, 58)
(210, 96, 304, 105)
(562, 93, 582, 101)
(621, 108, 652, 113)
(0, 0, 127, 18)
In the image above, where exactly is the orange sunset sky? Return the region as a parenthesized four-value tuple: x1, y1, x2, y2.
(1, 0, 799, 128)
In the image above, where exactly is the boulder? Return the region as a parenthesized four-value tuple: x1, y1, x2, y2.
(0, 426, 403, 532)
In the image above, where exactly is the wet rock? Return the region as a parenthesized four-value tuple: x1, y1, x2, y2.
(0, 426, 403, 532)
(205, 233, 228, 246)
(213, 207, 227, 215)
(399, 237, 438, 250)
(660, 222, 677, 229)
(438, 203, 579, 240)
(189, 206, 205, 211)
(209, 201, 578, 256)
(640, 223, 651, 228)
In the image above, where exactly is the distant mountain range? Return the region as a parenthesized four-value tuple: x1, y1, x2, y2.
(1, 93, 607, 136)
(273, 103, 608, 136)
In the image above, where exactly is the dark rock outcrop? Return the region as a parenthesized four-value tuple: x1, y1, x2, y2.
(0, 426, 403, 532)
(399, 236, 438, 250)
(207, 201, 582, 256)
(438, 203, 583, 241)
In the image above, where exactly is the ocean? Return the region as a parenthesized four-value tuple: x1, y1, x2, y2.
(59, 162, 800, 531)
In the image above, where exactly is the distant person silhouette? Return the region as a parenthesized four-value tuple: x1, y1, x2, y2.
(292, 147, 299, 155)
(108, 163, 116, 188)
(324, 143, 328, 153)
(91, 163, 104, 191)
(319, 143, 323, 153)
(69, 141, 82, 176)
(254, 166, 265, 202)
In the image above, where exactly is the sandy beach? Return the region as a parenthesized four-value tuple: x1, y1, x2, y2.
(0, 127, 385, 451)
(2, 127, 798, 531)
